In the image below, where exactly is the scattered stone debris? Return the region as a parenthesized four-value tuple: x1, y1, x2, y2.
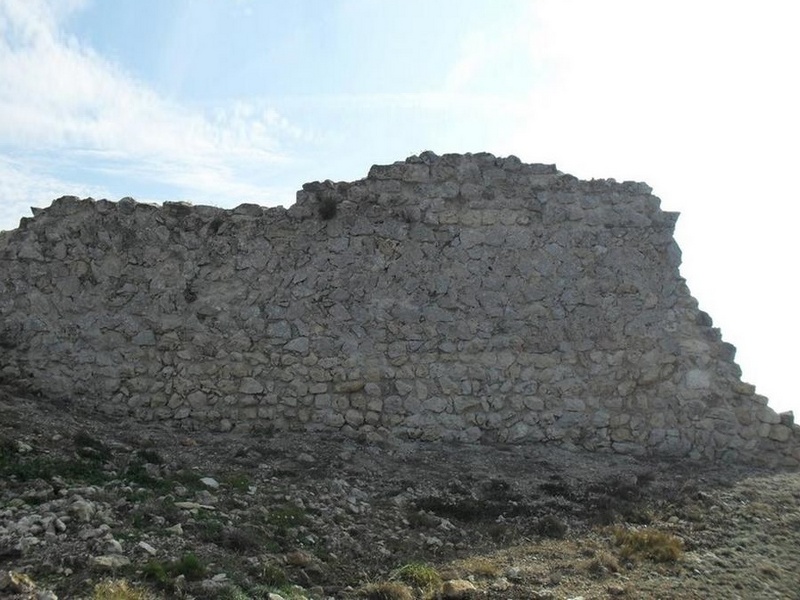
(1, 389, 799, 599)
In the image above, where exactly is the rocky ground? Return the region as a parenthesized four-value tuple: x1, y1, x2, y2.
(1, 387, 799, 600)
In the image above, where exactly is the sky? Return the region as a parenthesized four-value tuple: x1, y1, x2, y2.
(0, 0, 798, 416)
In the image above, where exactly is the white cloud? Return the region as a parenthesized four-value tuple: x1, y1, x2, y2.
(0, 0, 300, 213)
(498, 0, 800, 414)
(0, 154, 108, 231)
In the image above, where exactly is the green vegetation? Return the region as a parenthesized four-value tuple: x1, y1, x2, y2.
(136, 448, 164, 465)
(172, 552, 206, 579)
(173, 468, 205, 490)
(0, 452, 108, 484)
(143, 552, 207, 589)
(258, 563, 288, 587)
(391, 562, 441, 590)
(74, 431, 111, 460)
(141, 560, 169, 588)
(122, 460, 169, 492)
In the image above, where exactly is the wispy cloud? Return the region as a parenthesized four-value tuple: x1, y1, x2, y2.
(0, 0, 302, 226)
(0, 154, 109, 231)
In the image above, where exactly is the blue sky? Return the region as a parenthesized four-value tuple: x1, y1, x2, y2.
(1, 0, 799, 416)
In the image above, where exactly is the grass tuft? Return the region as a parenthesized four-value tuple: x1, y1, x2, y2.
(360, 581, 414, 600)
(391, 562, 441, 590)
(92, 578, 157, 600)
(613, 526, 684, 562)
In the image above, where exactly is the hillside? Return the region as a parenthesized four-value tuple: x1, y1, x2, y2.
(2, 386, 799, 600)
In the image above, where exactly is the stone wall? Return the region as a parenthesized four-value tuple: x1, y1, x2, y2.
(1, 152, 798, 466)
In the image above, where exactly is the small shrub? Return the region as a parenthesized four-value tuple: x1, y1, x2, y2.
(0, 436, 16, 462)
(174, 469, 204, 490)
(144, 553, 207, 586)
(535, 514, 567, 539)
(0, 454, 108, 485)
(136, 449, 164, 465)
(259, 563, 288, 587)
(584, 550, 620, 577)
(613, 527, 683, 562)
(248, 585, 278, 600)
(361, 581, 413, 600)
(172, 552, 206, 580)
(142, 560, 169, 587)
(406, 510, 439, 529)
(123, 461, 169, 491)
(218, 585, 251, 600)
(195, 517, 225, 542)
(74, 431, 111, 460)
(221, 525, 265, 552)
(92, 578, 157, 600)
(414, 496, 487, 522)
(391, 562, 441, 589)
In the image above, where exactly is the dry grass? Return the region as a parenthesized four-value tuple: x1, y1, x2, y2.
(391, 562, 442, 590)
(360, 581, 414, 600)
(457, 557, 502, 578)
(612, 526, 684, 562)
(92, 579, 158, 600)
(584, 550, 621, 577)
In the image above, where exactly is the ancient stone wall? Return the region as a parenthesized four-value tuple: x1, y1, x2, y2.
(1, 152, 797, 466)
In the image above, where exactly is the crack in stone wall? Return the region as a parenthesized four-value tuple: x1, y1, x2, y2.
(1, 151, 798, 466)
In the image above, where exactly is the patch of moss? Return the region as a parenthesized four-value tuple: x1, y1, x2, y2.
(0, 454, 109, 485)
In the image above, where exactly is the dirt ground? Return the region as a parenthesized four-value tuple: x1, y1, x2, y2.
(1, 387, 799, 600)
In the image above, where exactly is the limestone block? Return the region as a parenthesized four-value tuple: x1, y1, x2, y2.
(284, 337, 309, 353)
(563, 398, 586, 412)
(426, 396, 449, 413)
(506, 422, 530, 443)
(187, 390, 208, 408)
(769, 425, 792, 442)
(758, 406, 782, 424)
(132, 330, 156, 346)
(335, 380, 365, 394)
(685, 369, 711, 389)
(611, 426, 633, 442)
(267, 321, 291, 339)
(364, 382, 381, 396)
(240, 395, 258, 407)
(344, 409, 364, 427)
(611, 442, 647, 456)
(239, 378, 264, 395)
